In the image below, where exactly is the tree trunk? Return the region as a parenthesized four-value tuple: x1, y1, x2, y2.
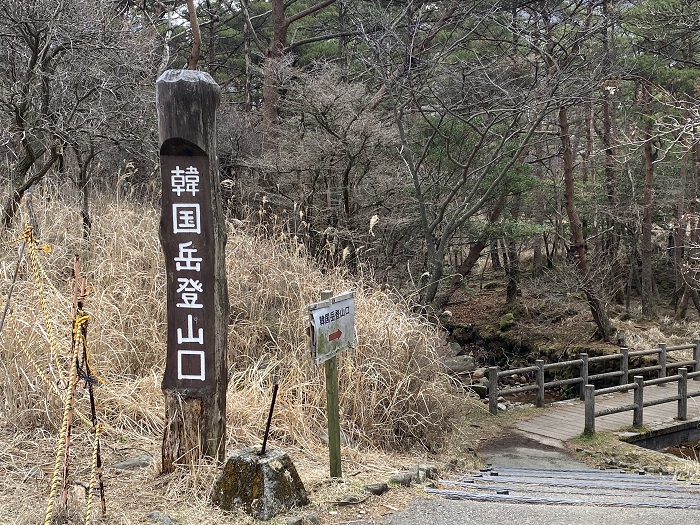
(601, 0, 618, 225)
(242, 0, 253, 110)
(3, 149, 58, 231)
(433, 195, 507, 309)
(186, 0, 202, 70)
(672, 150, 687, 310)
(533, 142, 546, 276)
(505, 196, 521, 304)
(74, 146, 96, 240)
(641, 83, 655, 318)
(79, 168, 91, 240)
(559, 106, 613, 340)
(262, 0, 287, 124)
(676, 288, 689, 320)
(421, 244, 445, 306)
(261, 0, 338, 123)
(490, 241, 502, 271)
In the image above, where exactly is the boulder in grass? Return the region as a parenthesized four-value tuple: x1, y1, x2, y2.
(408, 464, 439, 483)
(211, 446, 309, 520)
(364, 483, 389, 496)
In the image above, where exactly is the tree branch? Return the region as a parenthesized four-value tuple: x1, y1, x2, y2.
(186, 0, 202, 70)
(285, 0, 337, 28)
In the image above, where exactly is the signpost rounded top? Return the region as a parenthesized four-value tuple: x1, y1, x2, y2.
(157, 69, 220, 90)
(156, 69, 220, 153)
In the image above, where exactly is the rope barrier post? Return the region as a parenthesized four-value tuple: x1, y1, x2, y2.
(86, 425, 103, 524)
(76, 259, 107, 519)
(694, 340, 700, 381)
(60, 256, 83, 507)
(158, 70, 229, 472)
(536, 360, 545, 408)
(678, 368, 688, 421)
(633, 376, 645, 428)
(584, 384, 595, 435)
(488, 367, 499, 415)
(579, 353, 588, 401)
(21, 240, 104, 525)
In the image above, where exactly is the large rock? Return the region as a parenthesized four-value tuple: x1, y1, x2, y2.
(112, 455, 154, 470)
(409, 464, 439, 483)
(444, 355, 475, 374)
(211, 446, 309, 520)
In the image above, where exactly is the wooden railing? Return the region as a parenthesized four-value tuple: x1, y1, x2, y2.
(582, 367, 700, 433)
(487, 341, 700, 415)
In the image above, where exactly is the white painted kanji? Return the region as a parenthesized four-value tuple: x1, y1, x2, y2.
(174, 241, 202, 272)
(176, 278, 204, 309)
(177, 314, 204, 344)
(177, 350, 205, 381)
(171, 165, 201, 197)
(173, 203, 201, 234)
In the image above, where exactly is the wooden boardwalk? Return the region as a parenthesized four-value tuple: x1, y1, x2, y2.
(516, 380, 700, 443)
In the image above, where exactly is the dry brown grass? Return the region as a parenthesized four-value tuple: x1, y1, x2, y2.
(0, 188, 465, 524)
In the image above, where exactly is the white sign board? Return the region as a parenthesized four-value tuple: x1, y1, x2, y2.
(308, 291, 355, 365)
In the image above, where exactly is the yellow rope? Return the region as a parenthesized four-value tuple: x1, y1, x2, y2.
(4, 224, 107, 521)
(85, 424, 103, 524)
(10, 313, 61, 398)
(43, 347, 78, 525)
(74, 313, 104, 386)
(10, 312, 94, 427)
(0, 229, 29, 248)
(26, 227, 66, 386)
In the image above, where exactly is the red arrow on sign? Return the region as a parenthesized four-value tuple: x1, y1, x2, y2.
(329, 329, 342, 342)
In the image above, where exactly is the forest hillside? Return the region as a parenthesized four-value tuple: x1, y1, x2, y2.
(0, 191, 472, 524)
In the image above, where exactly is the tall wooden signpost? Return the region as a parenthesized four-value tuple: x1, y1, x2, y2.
(308, 290, 355, 478)
(157, 70, 229, 472)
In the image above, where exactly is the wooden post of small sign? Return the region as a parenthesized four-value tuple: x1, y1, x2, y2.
(156, 70, 229, 472)
(321, 290, 342, 478)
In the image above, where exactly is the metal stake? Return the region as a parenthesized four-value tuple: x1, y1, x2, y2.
(260, 383, 279, 456)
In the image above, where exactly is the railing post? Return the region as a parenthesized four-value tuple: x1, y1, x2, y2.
(488, 366, 499, 415)
(678, 367, 688, 421)
(536, 360, 545, 408)
(620, 348, 629, 387)
(633, 376, 644, 427)
(584, 384, 595, 434)
(579, 353, 589, 401)
(658, 342, 667, 382)
(694, 340, 700, 381)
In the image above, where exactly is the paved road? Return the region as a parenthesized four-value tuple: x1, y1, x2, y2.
(477, 431, 589, 470)
(345, 430, 700, 525)
(361, 498, 700, 525)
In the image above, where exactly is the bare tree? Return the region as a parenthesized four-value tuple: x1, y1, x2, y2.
(350, 2, 566, 305)
(251, 62, 401, 267)
(260, 0, 338, 123)
(0, 0, 158, 231)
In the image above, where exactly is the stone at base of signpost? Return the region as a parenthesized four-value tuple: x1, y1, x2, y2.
(210, 446, 309, 520)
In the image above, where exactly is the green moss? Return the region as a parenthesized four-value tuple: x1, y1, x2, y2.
(498, 313, 515, 331)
